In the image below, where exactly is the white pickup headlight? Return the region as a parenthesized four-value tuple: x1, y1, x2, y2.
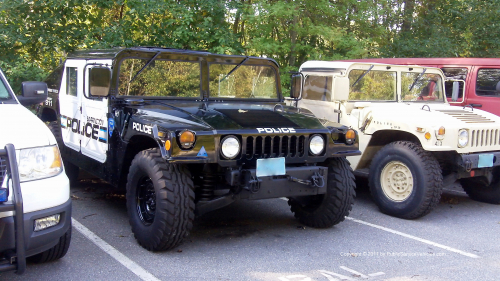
(458, 129, 469, 148)
(18, 145, 63, 182)
(309, 134, 325, 155)
(221, 136, 240, 159)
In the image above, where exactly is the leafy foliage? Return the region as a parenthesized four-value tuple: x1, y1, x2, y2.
(1, 0, 499, 92)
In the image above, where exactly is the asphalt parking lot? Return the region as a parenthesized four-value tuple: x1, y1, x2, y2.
(3, 177, 500, 281)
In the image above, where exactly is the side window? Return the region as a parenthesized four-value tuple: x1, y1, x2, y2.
(45, 66, 64, 94)
(442, 67, 467, 99)
(401, 73, 444, 102)
(476, 69, 500, 97)
(348, 69, 396, 101)
(0, 79, 10, 99)
(303, 75, 332, 101)
(118, 59, 201, 97)
(66, 67, 78, 97)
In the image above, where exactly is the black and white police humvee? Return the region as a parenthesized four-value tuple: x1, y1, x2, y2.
(36, 47, 360, 251)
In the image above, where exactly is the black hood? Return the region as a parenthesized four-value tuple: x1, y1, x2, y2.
(127, 101, 326, 131)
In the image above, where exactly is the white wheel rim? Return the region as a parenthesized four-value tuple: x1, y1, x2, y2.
(380, 161, 414, 202)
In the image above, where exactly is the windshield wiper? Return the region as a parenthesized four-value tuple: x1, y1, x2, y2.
(129, 51, 162, 84)
(351, 65, 374, 87)
(220, 56, 249, 82)
(408, 68, 427, 92)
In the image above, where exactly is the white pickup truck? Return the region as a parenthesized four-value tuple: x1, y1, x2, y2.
(290, 61, 500, 219)
(0, 68, 71, 274)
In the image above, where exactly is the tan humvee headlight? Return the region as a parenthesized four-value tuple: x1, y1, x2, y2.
(458, 129, 469, 148)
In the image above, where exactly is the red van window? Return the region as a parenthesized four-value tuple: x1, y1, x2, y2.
(476, 69, 500, 97)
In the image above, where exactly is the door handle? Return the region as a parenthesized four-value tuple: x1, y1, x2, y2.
(469, 103, 482, 108)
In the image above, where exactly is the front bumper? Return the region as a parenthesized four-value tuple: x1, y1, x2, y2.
(0, 199, 72, 273)
(457, 151, 500, 170)
(227, 165, 328, 200)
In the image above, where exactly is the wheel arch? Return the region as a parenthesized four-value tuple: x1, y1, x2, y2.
(357, 130, 421, 170)
(38, 106, 58, 122)
(118, 135, 159, 188)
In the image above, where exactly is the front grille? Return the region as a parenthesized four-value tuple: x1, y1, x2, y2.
(238, 135, 308, 160)
(436, 110, 495, 123)
(470, 129, 500, 147)
(0, 156, 7, 186)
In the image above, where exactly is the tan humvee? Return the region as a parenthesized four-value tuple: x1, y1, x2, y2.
(291, 61, 500, 219)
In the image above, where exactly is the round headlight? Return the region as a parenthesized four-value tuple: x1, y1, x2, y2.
(221, 136, 240, 159)
(458, 129, 469, 148)
(309, 135, 325, 155)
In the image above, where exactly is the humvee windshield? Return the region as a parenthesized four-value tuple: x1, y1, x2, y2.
(117, 57, 278, 100)
(401, 72, 444, 102)
(209, 63, 277, 99)
(348, 69, 397, 101)
(118, 59, 201, 98)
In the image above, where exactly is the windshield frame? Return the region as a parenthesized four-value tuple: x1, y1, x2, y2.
(0, 69, 17, 104)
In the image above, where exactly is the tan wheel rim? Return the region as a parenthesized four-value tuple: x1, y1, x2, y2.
(380, 161, 413, 202)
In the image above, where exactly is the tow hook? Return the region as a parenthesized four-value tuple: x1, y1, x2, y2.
(247, 176, 261, 193)
(288, 172, 325, 188)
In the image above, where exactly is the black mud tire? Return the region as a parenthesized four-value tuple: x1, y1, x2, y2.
(48, 121, 79, 183)
(126, 148, 195, 251)
(461, 171, 500, 204)
(288, 157, 356, 228)
(369, 141, 442, 219)
(28, 224, 72, 263)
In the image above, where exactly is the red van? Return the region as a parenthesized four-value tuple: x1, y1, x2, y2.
(345, 58, 500, 116)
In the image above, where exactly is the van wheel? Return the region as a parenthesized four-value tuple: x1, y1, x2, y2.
(48, 121, 79, 183)
(461, 172, 500, 204)
(288, 158, 356, 228)
(126, 148, 195, 251)
(369, 141, 442, 219)
(28, 224, 71, 263)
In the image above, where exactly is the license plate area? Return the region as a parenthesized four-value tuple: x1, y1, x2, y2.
(256, 157, 285, 177)
(478, 154, 494, 168)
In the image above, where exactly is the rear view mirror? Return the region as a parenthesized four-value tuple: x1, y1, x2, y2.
(18, 81, 48, 106)
(290, 74, 303, 99)
(89, 67, 111, 97)
(333, 77, 350, 101)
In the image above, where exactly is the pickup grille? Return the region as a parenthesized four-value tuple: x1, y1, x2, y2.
(470, 129, 500, 147)
(0, 156, 6, 186)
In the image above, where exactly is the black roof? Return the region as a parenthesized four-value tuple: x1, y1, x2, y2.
(67, 47, 279, 68)
(68, 47, 212, 59)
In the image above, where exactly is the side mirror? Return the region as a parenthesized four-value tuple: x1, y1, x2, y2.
(290, 74, 303, 99)
(89, 67, 111, 97)
(18, 81, 48, 106)
(333, 77, 350, 101)
(451, 81, 459, 102)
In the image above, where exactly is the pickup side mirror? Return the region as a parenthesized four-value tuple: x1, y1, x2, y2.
(333, 77, 350, 101)
(290, 74, 303, 99)
(89, 67, 111, 97)
(18, 81, 48, 106)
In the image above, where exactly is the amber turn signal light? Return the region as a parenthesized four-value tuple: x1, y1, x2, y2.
(345, 129, 356, 144)
(179, 130, 196, 149)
